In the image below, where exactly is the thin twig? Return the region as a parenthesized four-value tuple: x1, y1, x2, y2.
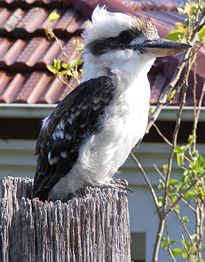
(164, 171, 205, 218)
(181, 234, 191, 258)
(181, 198, 196, 213)
(192, 58, 197, 150)
(51, 32, 70, 61)
(195, 199, 204, 260)
(192, 80, 205, 140)
(162, 50, 196, 213)
(165, 222, 177, 262)
(146, 8, 205, 135)
(153, 123, 173, 146)
(152, 44, 200, 262)
(130, 152, 160, 217)
(154, 164, 165, 180)
(174, 211, 192, 241)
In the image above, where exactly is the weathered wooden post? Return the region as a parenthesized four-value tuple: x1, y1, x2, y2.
(0, 177, 130, 262)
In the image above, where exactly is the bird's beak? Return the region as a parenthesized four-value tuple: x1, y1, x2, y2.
(133, 39, 192, 57)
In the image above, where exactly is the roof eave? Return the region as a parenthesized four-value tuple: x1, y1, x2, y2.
(0, 103, 204, 122)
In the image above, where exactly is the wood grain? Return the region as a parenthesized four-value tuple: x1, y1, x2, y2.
(0, 177, 130, 262)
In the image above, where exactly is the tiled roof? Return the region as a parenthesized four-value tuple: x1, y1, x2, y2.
(0, 7, 85, 35)
(0, 0, 204, 106)
(123, 0, 179, 11)
(0, 1, 85, 104)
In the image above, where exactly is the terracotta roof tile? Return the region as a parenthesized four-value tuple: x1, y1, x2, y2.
(27, 73, 53, 103)
(38, 40, 63, 65)
(17, 8, 48, 32)
(0, 8, 10, 26)
(44, 77, 65, 104)
(3, 39, 26, 65)
(124, 0, 184, 10)
(3, 8, 25, 31)
(149, 74, 167, 104)
(15, 72, 42, 102)
(17, 38, 50, 66)
(0, 73, 25, 103)
(0, 7, 84, 36)
(0, 0, 204, 107)
(0, 68, 203, 106)
(0, 38, 12, 58)
(0, 71, 78, 104)
(0, 72, 11, 96)
(123, 0, 178, 12)
(0, 37, 82, 69)
(55, 9, 76, 30)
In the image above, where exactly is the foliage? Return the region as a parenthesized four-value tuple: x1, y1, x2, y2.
(45, 4, 205, 262)
(149, 1, 205, 261)
(166, 0, 205, 43)
(158, 134, 205, 260)
(45, 11, 83, 87)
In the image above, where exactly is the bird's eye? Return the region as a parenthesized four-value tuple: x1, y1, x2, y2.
(118, 30, 135, 42)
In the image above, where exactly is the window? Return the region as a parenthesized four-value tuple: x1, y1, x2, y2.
(131, 232, 145, 262)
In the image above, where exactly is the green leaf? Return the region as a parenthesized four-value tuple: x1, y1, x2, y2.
(167, 90, 176, 102)
(182, 216, 189, 223)
(172, 248, 184, 257)
(184, 18, 190, 26)
(174, 204, 180, 214)
(47, 65, 57, 74)
(69, 59, 83, 68)
(157, 196, 163, 207)
(174, 145, 188, 154)
(49, 11, 60, 22)
(181, 251, 188, 259)
(190, 233, 197, 240)
(198, 25, 205, 43)
(188, 134, 196, 144)
(58, 70, 68, 75)
(165, 30, 184, 41)
(177, 7, 185, 15)
(169, 239, 177, 246)
(61, 63, 70, 70)
(72, 70, 79, 77)
(174, 145, 182, 154)
(197, 154, 205, 167)
(176, 153, 184, 166)
(163, 164, 168, 174)
(73, 39, 80, 48)
(174, 145, 189, 166)
(53, 59, 61, 70)
(67, 69, 72, 76)
(161, 242, 167, 249)
(170, 195, 177, 203)
(169, 179, 179, 186)
(183, 191, 195, 199)
(149, 107, 155, 114)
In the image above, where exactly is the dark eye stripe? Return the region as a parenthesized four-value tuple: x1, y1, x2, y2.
(118, 29, 139, 42)
(87, 29, 140, 56)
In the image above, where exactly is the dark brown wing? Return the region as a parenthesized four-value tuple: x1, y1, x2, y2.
(33, 76, 116, 200)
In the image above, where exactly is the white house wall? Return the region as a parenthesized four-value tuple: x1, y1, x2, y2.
(0, 139, 204, 261)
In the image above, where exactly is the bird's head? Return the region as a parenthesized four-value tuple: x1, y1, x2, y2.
(82, 6, 191, 79)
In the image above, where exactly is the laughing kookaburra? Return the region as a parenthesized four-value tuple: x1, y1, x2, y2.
(33, 6, 190, 201)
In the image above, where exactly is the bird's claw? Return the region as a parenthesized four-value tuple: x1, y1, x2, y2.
(62, 179, 132, 202)
(112, 178, 132, 192)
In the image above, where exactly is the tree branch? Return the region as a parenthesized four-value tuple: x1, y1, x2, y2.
(130, 152, 160, 217)
(164, 171, 205, 218)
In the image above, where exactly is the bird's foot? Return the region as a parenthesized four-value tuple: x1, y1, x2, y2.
(111, 178, 132, 192)
(112, 178, 128, 187)
(62, 179, 132, 202)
